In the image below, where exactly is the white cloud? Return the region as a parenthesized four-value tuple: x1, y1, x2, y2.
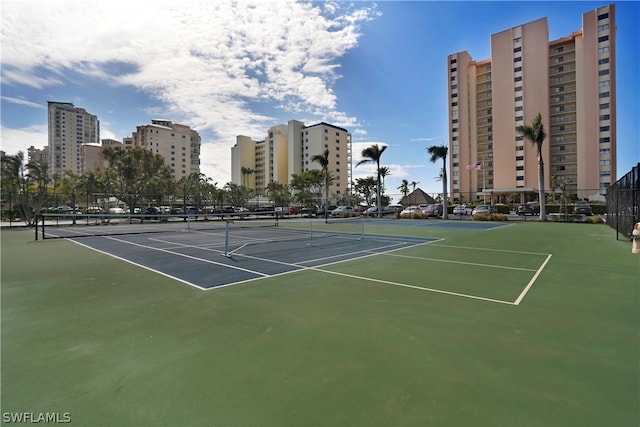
(0, 125, 48, 154)
(1, 0, 379, 186)
(1, 96, 46, 109)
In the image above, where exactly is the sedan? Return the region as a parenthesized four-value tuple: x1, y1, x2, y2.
(453, 204, 472, 215)
(472, 204, 492, 215)
(573, 202, 593, 216)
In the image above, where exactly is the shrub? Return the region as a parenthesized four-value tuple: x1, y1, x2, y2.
(472, 213, 508, 221)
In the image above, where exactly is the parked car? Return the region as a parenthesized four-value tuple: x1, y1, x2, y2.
(516, 204, 536, 216)
(142, 207, 160, 220)
(108, 207, 125, 214)
(573, 201, 593, 216)
(423, 204, 443, 217)
(331, 206, 354, 217)
(316, 205, 338, 216)
(400, 206, 419, 216)
(453, 204, 472, 215)
(472, 204, 493, 215)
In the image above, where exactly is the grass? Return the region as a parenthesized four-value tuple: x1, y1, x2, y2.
(1, 221, 639, 426)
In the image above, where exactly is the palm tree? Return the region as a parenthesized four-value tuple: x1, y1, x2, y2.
(398, 179, 410, 198)
(356, 144, 387, 218)
(427, 144, 449, 220)
(379, 166, 391, 196)
(311, 149, 330, 220)
(516, 113, 547, 221)
(240, 166, 255, 189)
(410, 181, 419, 192)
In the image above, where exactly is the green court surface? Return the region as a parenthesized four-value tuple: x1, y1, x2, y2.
(1, 221, 638, 426)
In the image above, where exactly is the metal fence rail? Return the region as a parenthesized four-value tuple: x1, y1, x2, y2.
(607, 163, 640, 240)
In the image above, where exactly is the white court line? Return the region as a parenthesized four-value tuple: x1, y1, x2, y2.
(69, 239, 208, 291)
(513, 253, 553, 305)
(103, 236, 270, 277)
(425, 243, 550, 256)
(382, 252, 538, 272)
(307, 268, 516, 306)
(203, 239, 438, 291)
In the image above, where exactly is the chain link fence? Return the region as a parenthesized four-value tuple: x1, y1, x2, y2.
(607, 163, 640, 240)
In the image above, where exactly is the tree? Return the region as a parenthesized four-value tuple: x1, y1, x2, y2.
(25, 159, 50, 219)
(101, 147, 172, 215)
(427, 144, 449, 220)
(398, 179, 409, 198)
(356, 144, 387, 218)
(1, 152, 25, 223)
(289, 170, 324, 209)
(410, 181, 419, 191)
(355, 176, 377, 207)
(379, 166, 391, 196)
(266, 181, 291, 209)
(311, 149, 330, 220)
(516, 113, 547, 221)
(240, 166, 255, 189)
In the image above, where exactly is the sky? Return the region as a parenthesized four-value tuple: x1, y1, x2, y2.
(1, 0, 638, 201)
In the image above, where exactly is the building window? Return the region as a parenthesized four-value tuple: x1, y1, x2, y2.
(514, 66, 522, 72)
(514, 57, 522, 63)
(600, 148, 610, 154)
(600, 160, 610, 166)
(599, 103, 610, 109)
(450, 58, 457, 64)
(598, 80, 610, 88)
(513, 37, 521, 43)
(598, 69, 609, 76)
(598, 46, 609, 54)
(515, 86, 522, 92)
(451, 67, 457, 72)
(513, 47, 521, 53)
(451, 84, 457, 90)
(598, 12, 609, 20)
(452, 102, 458, 107)
(598, 58, 609, 65)
(514, 76, 522, 82)
(600, 114, 610, 120)
(599, 91, 610, 98)
(516, 156, 524, 161)
(600, 126, 610, 132)
(600, 137, 610, 143)
(598, 35, 609, 42)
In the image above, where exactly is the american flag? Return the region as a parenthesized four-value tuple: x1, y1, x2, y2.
(466, 161, 482, 171)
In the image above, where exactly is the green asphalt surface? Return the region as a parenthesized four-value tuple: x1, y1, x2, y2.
(1, 221, 638, 426)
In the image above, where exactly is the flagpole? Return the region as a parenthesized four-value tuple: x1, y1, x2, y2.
(482, 158, 486, 204)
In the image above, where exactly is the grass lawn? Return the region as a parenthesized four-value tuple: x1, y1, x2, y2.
(1, 221, 639, 426)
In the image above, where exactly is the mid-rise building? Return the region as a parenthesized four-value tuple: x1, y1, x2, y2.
(47, 102, 100, 177)
(27, 145, 48, 168)
(129, 119, 201, 181)
(231, 120, 352, 203)
(448, 4, 616, 202)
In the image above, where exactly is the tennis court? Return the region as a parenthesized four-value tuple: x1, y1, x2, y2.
(50, 217, 440, 290)
(2, 220, 638, 426)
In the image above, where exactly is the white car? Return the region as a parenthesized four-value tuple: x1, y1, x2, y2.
(400, 206, 419, 216)
(331, 206, 354, 217)
(471, 205, 492, 215)
(108, 207, 125, 214)
(453, 204, 472, 215)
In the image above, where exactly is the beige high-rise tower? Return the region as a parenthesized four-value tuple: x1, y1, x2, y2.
(448, 4, 616, 203)
(47, 102, 100, 177)
(231, 120, 352, 204)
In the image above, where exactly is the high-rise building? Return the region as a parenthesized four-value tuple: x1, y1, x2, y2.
(448, 4, 616, 202)
(47, 102, 100, 177)
(129, 119, 201, 181)
(231, 120, 352, 203)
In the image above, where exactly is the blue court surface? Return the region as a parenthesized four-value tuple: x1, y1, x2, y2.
(68, 223, 439, 290)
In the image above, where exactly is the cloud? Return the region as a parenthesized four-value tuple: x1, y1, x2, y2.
(1, 0, 379, 186)
(0, 125, 48, 154)
(1, 96, 46, 109)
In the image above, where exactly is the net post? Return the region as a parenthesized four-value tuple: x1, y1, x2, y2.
(221, 220, 231, 258)
(360, 215, 365, 240)
(307, 218, 313, 246)
(35, 213, 39, 241)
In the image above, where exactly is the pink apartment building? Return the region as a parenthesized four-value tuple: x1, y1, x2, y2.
(448, 4, 616, 203)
